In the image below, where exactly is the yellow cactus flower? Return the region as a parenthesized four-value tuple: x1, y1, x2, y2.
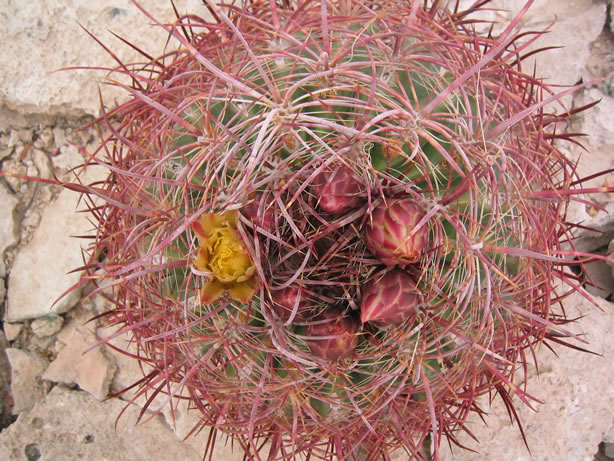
(192, 210, 258, 303)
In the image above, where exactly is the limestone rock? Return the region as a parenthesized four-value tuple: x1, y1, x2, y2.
(565, 200, 614, 254)
(97, 324, 143, 399)
(98, 324, 251, 458)
(50, 140, 84, 172)
(0, 386, 203, 461)
(570, 91, 614, 193)
(1, 158, 28, 194)
(0, 331, 14, 429)
(43, 312, 115, 401)
(0, 182, 18, 277)
(3, 322, 23, 342)
(583, 256, 614, 299)
(5, 348, 48, 414)
(6, 186, 92, 322)
(7, 128, 33, 148)
(0, 0, 210, 118)
(31, 148, 53, 180)
(33, 126, 54, 151)
(604, 420, 614, 444)
(564, 91, 614, 252)
(471, 1, 606, 109)
(609, 238, 614, 284)
(521, 3, 606, 102)
(30, 315, 64, 338)
(98, 323, 211, 454)
(439, 293, 614, 461)
(490, 0, 603, 28)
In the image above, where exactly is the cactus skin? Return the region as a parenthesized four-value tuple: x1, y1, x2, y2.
(67, 1, 614, 460)
(365, 199, 430, 266)
(361, 270, 421, 325)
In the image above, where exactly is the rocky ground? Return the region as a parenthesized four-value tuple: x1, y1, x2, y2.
(2, 1, 614, 460)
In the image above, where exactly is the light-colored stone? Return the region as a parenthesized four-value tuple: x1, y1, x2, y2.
(7, 128, 33, 148)
(583, 256, 614, 299)
(19, 210, 42, 239)
(439, 292, 614, 461)
(462, 1, 605, 110)
(6, 186, 93, 322)
(52, 125, 67, 148)
(0, 386, 204, 461)
(99, 323, 211, 454)
(571, 90, 614, 191)
(1, 158, 27, 193)
(580, 92, 614, 169)
(31, 315, 64, 338)
(97, 324, 142, 399)
(608, 239, 614, 286)
(98, 324, 254, 458)
(563, 90, 614, 252)
(0, 182, 18, 277)
(43, 312, 115, 401)
(3, 322, 23, 342)
(5, 348, 48, 414)
(73, 347, 116, 401)
(566, 200, 614, 254)
(524, 0, 598, 24)
(604, 419, 614, 443)
(521, 3, 606, 104)
(31, 147, 53, 179)
(50, 142, 85, 172)
(0, 0, 210, 118)
(0, 147, 11, 162)
(0, 280, 5, 308)
(34, 126, 54, 151)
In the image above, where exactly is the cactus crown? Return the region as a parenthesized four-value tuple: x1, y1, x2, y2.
(75, 1, 605, 460)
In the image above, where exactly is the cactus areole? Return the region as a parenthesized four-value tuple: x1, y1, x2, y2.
(67, 1, 614, 460)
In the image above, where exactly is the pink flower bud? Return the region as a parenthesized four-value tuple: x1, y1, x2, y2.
(242, 194, 276, 231)
(365, 199, 429, 265)
(270, 284, 312, 322)
(361, 270, 421, 325)
(311, 166, 363, 214)
(306, 309, 359, 361)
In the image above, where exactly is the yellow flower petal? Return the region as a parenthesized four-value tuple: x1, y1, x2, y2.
(200, 279, 225, 304)
(193, 246, 210, 272)
(228, 278, 258, 303)
(223, 210, 239, 226)
(192, 218, 207, 241)
(194, 210, 257, 304)
(202, 210, 238, 230)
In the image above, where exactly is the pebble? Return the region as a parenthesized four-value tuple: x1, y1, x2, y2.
(4, 348, 48, 414)
(30, 316, 64, 338)
(42, 311, 115, 401)
(0, 183, 18, 277)
(6, 187, 93, 322)
(3, 323, 22, 342)
(0, 386, 204, 461)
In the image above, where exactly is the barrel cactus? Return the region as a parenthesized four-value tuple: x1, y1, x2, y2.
(69, 1, 609, 459)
